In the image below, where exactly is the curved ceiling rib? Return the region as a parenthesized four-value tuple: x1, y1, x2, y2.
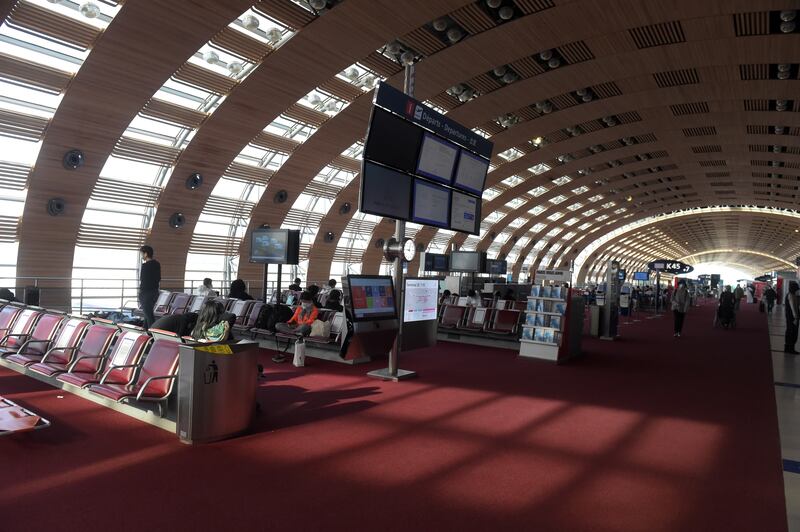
(15, 0, 251, 283)
(146, 0, 474, 280)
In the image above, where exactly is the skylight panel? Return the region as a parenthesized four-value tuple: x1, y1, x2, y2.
(553, 175, 571, 186)
(571, 185, 589, 194)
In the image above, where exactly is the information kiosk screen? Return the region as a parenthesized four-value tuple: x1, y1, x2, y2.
(416, 132, 458, 184)
(364, 108, 423, 174)
(450, 251, 483, 273)
(450, 190, 480, 234)
(453, 150, 489, 195)
(403, 277, 439, 323)
(633, 271, 649, 281)
(347, 275, 397, 321)
(360, 161, 413, 221)
(411, 180, 450, 228)
(250, 228, 300, 264)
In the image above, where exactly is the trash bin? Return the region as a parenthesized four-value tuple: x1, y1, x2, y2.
(176, 341, 260, 444)
(590, 305, 602, 337)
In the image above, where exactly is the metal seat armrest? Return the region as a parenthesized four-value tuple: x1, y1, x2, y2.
(99, 363, 142, 384)
(40, 345, 78, 364)
(136, 375, 178, 401)
(66, 353, 106, 372)
(1, 333, 31, 344)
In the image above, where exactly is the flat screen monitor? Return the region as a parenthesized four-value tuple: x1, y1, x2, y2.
(450, 190, 480, 234)
(450, 251, 484, 273)
(424, 253, 449, 272)
(618, 269, 626, 282)
(250, 228, 300, 264)
(633, 271, 649, 281)
(416, 132, 458, 184)
(486, 259, 507, 274)
(411, 179, 450, 228)
(364, 107, 423, 174)
(360, 161, 413, 221)
(453, 150, 489, 195)
(403, 277, 439, 323)
(347, 275, 397, 322)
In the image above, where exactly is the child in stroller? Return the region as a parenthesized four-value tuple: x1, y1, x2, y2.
(716, 285, 736, 329)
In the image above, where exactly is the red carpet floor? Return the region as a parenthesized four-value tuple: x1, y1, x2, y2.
(0, 302, 786, 532)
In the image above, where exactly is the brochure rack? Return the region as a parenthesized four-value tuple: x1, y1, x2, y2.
(519, 286, 584, 363)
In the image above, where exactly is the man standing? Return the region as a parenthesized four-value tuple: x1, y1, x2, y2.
(139, 245, 161, 329)
(733, 284, 744, 311)
(764, 285, 777, 313)
(784, 281, 799, 354)
(671, 281, 691, 337)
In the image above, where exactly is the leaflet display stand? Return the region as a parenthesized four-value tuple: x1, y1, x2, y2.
(519, 287, 583, 363)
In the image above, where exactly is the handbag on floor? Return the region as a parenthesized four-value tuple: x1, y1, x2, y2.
(293, 338, 306, 367)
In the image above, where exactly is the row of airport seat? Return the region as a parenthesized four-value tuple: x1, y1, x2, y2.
(0, 300, 181, 416)
(439, 294, 527, 312)
(438, 304, 521, 335)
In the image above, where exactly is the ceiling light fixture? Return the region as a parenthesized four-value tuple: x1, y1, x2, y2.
(308, 0, 326, 10)
(79, 1, 100, 18)
(432, 19, 448, 31)
(446, 28, 463, 43)
(227, 62, 243, 75)
(203, 50, 220, 65)
(498, 6, 514, 19)
(242, 15, 259, 30)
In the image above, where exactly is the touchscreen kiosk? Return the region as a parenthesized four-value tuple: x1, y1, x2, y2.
(416, 133, 458, 184)
(250, 228, 300, 264)
(360, 161, 413, 221)
(411, 180, 450, 228)
(347, 275, 397, 321)
(450, 190, 480, 234)
(453, 150, 489, 195)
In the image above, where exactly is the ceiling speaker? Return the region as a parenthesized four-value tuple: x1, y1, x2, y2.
(324, 231, 335, 242)
(169, 212, 186, 228)
(274, 190, 288, 203)
(375, 238, 385, 248)
(339, 202, 351, 214)
(490, 231, 497, 240)
(186, 173, 203, 190)
(47, 198, 66, 216)
(62, 149, 84, 170)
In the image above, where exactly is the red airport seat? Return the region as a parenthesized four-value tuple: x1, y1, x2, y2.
(229, 300, 254, 324)
(57, 329, 148, 389)
(488, 309, 520, 335)
(27, 319, 92, 376)
(88, 338, 180, 416)
(4, 313, 66, 366)
(0, 309, 42, 356)
(439, 305, 467, 328)
(460, 306, 489, 331)
(168, 293, 191, 315)
(187, 295, 207, 313)
(0, 304, 22, 339)
(153, 291, 176, 317)
(233, 301, 263, 331)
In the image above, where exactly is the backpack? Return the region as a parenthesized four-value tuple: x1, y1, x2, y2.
(255, 304, 293, 332)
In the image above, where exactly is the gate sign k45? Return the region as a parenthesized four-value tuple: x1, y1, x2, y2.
(647, 260, 694, 274)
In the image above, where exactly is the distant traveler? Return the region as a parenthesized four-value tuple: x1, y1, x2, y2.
(439, 289, 451, 306)
(746, 285, 755, 304)
(733, 285, 744, 311)
(138, 245, 161, 329)
(273, 292, 319, 363)
(764, 285, 777, 313)
(228, 279, 253, 300)
(307, 284, 321, 306)
(671, 281, 690, 337)
(324, 289, 344, 312)
(784, 281, 799, 354)
(718, 286, 736, 329)
(466, 289, 482, 307)
(321, 279, 337, 295)
(151, 312, 197, 337)
(288, 277, 302, 291)
(197, 278, 218, 298)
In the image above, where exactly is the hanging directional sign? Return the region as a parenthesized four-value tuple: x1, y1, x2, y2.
(647, 260, 694, 274)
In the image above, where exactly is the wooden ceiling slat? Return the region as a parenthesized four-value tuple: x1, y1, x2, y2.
(428, 92, 460, 111)
(305, 180, 341, 199)
(329, 155, 360, 174)
(77, 224, 147, 249)
(449, 4, 496, 34)
(225, 162, 273, 184)
(141, 98, 207, 129)
(283, 103, 329, 128)
(512, 0, 555, 15)
(556, 41, 594, 64)
(250, 131, 299, 154)
(7, 1, 99, 51)
(173, 63, 238, 96)
(0, 51, 72, 94)
(284, 209, 324, 227)
(733, 11, 769, 37)
(360, 52, 402, 78)
(253, 0, 315, 31)
(0, 215, 18, 242)
(469, 72, 502, 94)
(204, 196, 255, 218)
(508, 56, 545, 78)
(0, 161, 30, 191)
(91, 177, 161, 207)
(210, 26, 272, 63)
(319, 77, 363, 102)
(0, 108, 49, 141)
(113, 137, 181, 166)
(400, 28, 446, 56)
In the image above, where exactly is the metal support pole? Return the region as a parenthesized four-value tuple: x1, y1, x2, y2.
(263, 263, 269, 304)
(276, 263, 282, 303)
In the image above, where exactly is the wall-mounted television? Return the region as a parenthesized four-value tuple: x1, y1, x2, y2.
(363, 107, 422, 174)
(485, 259, 508, 275)
(453, 150, 489, 195)
(346, 275, 397, 322)
(449, 251, 486, 273)
(423, 252, 449, 272)
(632, 271, 649, 281)
(411, 179, 450, 228)
(250, 228, 300, 264)
(450, 190, 480, 235)
(416, 132, 458, 184)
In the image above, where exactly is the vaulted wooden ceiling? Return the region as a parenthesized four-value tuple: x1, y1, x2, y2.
(3, 0, 800, 287)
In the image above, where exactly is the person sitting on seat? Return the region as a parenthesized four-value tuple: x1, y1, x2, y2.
(228, 279, 253, 300)
(288, 277, 302, 291)
(324, 289, 344, 312)
(273, 292, 319, 363)
(439, 289, 451, 306)
(191, 301, 231, 342)
(321, 279, 337, 296)
(466, 289, 482, 307)
(0, 288, 16, 302)
(197, 278, 218, 297)
(306, 284, 321, 306)
(151, 312, 197, 337)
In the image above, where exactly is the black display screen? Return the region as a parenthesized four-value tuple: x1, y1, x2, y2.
(364, 107, 423, 174)
(360, 161, 413, 221)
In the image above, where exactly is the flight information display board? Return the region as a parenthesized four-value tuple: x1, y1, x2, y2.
(403, 277, 439, 323)
(359, 83, 493, 236)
